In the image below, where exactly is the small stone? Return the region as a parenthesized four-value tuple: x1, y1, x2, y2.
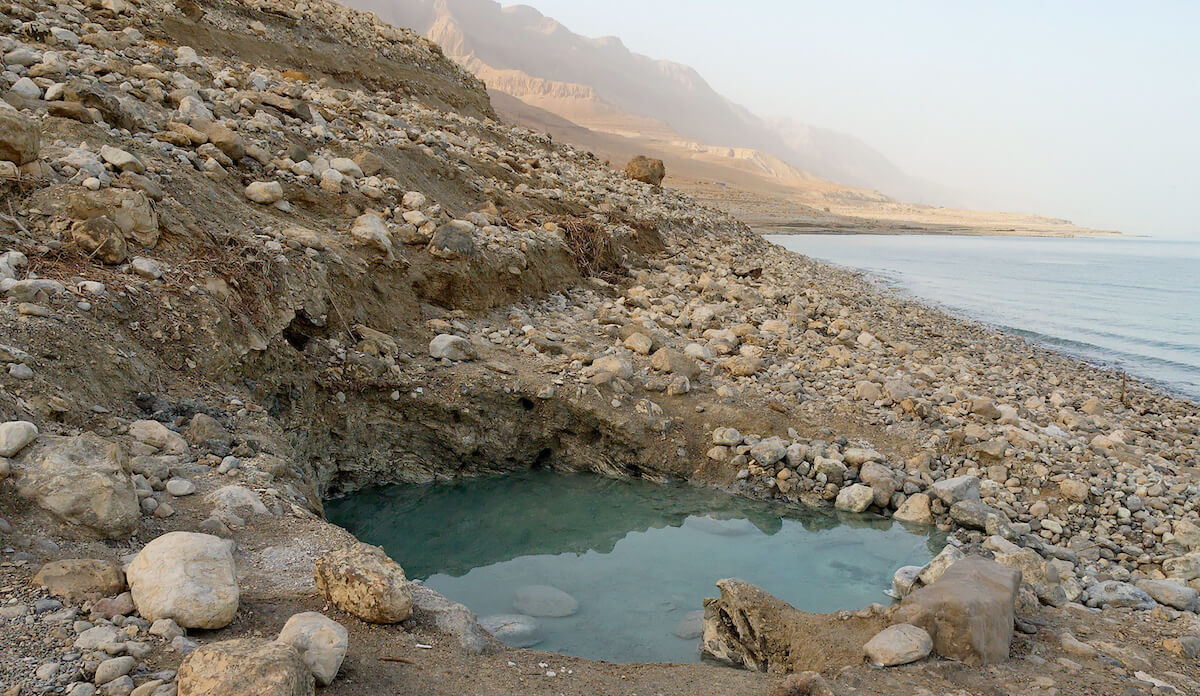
(244, 181, 283, 204)
(94, 656, 135, 685)
(863, 624, 932, 666)
(0, 420, 38, 457)
(429, 334, 473, 361)
(166, 479, 196, 497)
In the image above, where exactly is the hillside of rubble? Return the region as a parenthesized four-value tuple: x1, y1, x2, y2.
(1, 1, 1199, 696)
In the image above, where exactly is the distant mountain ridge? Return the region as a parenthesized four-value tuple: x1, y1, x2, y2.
(345, 0, 943, 202)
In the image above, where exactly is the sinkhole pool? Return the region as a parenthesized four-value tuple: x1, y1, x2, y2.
(327, 470, 944, 663)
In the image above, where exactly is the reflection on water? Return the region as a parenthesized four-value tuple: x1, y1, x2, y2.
(328, 470, 944, 663)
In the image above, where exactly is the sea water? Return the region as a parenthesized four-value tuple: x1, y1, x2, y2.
(327, 471, 943, 663)
(767, 235, 1200, 401)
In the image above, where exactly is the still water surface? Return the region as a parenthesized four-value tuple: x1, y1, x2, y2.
(767, 235, 1200, 401)
(328, 471, 943, 663)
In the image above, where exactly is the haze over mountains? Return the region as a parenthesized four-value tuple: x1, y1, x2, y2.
(347, 0, 940, 199)
(343, 0, 1109, 236)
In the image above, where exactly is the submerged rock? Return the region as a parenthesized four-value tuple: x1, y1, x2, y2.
(512, 584, 579, 617)
(479, 614, 542, 648)
(672, 609, 705, 640)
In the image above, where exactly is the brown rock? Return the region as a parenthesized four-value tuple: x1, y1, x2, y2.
(72, 217, 129, 265)
(204, 124, 244, 161)
(650, 347, 701, 380)
(177, 639, 313, 696)
(313, 543, 412, 624)
(32, 559, 125, 601)
(352, 151, 386, 176)
(893, 557, 1020, 665)
(0, 109, 39, 164)
(68, 189, 159, 248)
(701, 578, 846, 673)
(624, 155, 665, 186)
(47, 101, 97, 124)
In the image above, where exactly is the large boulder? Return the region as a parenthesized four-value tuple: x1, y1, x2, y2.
(126, 532, 239, 629)
(313, 543, 412, 623)
(33, 559, 125, 601)
(14, 433, 139, 538)
(893, 557, 1020, 665)
(624, 155, 665, 186)
(0, 109, 39, 164)
(177, 639, 313, 696)
(68, 189, 159, 248)
(277, 612, 348, 686)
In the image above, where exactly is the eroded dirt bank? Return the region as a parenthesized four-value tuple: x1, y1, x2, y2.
(0, 1, 1198, 695)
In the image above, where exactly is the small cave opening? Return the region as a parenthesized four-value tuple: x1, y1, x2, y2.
(283, 312, 320, 351)
(530, 447, 553, 470)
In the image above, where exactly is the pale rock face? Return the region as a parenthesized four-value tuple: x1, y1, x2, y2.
(349, 213, 394, 259)
(14, 433, 139, 539)
(895, 557, 1020, 665)
(244, 181, 284, 204)
(126, 532, 239, 629)
(277, 612, 348, 686)
(429, 334, 473, 361)
(99, 145, 144, 173)
(587, 354, 632, 379)
(313, 543, 412, 624)
(835, 484, 874, 513)
(177, 639, 313, 696)
(127, 420, 188, 454)
(863, 623, 932, 666)
(893, 493, 933, 526)
(0, 420, 38, 457)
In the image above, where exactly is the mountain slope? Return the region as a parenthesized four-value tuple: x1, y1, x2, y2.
(346, 0, 936, 200)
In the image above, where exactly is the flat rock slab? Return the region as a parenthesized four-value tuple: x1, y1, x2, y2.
(512, 584, 578, 617)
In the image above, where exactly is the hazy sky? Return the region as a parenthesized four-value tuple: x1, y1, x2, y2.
(518, 1, 1198, 238)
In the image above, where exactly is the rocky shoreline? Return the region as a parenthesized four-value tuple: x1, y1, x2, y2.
(0, 0, 1197, 695)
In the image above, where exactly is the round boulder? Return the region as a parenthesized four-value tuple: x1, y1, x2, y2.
(277, 612, 348, 686)
(126, 532, 239, 629)
(313, 543, 412, 624)
(624, 155, 665, 186)
(864, 623, 932, 666)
